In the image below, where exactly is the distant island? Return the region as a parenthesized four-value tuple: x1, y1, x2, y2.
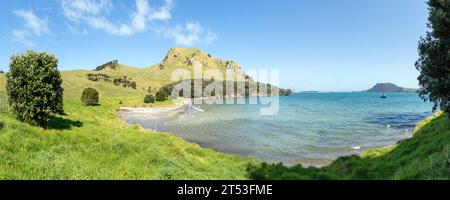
(366, 83, 418, 93)
(299, 91, 319, 93)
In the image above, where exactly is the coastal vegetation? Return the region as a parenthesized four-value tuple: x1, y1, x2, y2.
(155, 79, 292, 99)
(144, 94, 155, 104)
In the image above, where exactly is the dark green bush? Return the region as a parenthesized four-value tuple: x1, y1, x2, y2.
(155, 91, 168, 102)
(144, 94, 155, 104)
(6, 50, 64, 127)
(81, 87, 99, 106)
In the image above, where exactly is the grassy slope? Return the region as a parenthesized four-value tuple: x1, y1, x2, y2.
(0, 72, 251, 180)
(249, 112, 450, 180)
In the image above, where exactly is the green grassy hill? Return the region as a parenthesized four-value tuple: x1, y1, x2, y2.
(0, 67, 253, 180)
(249, 112, 450, 180)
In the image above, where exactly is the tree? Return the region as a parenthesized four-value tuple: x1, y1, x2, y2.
(416, 0, 450, 114)
(155, 91, 168, 101)
(6, 51, 64, 127)
(81, 87, 99, 106)
(0, 70, 4, 74)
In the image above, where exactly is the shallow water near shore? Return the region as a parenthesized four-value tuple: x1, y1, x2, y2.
(120, 92, 433, 167)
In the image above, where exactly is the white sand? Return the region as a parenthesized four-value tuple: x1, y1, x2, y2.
(117, 98, 190, 120)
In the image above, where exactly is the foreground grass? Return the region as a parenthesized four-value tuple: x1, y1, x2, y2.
(249, 112, 450, 180)
(0, 98, 252, 179)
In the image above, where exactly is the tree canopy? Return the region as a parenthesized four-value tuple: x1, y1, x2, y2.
(416, 0, 450, 113)
(6, 51, 64, 127)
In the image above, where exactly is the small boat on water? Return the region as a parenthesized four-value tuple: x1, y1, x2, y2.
(380, 93, 387, 98)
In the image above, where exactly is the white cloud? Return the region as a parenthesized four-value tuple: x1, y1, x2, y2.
(11, 29, 34, 47)
(62, 0, 112, 21)
(60, 0, 216, 45)
(62, 0, 173, 36)
(67, 23, 89, 35)
(14, 10, 50, 36)
(165, 21, 217, 46)
(12, 10, 50, 46)
(148, 0, 173, 21)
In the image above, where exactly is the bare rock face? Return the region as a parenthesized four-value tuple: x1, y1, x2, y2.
(158, 48, 251, 81)
(153, 48, 293, 96)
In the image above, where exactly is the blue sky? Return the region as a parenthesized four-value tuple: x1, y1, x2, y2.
(0, 0, 429, 91)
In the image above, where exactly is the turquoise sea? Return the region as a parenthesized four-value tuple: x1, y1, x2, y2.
(121, 93, 434, 166)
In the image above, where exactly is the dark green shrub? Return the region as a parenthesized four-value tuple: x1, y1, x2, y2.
(6, 50, 64, 127)
(81, 87, 99, 106)
(95, 60, 118, 71)
(155, 91, 168, 102)
(144, 94, 155, 104)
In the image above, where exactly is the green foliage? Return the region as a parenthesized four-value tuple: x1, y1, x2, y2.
(87, 73, 111, 82)
(416, 0, 450, 114)
(6, 51, 64, 127)
(0, 70, 4, 74)
(155, 90, 168, 101)
(113, 77, 137, 89)
(95, 60, 118, 71)
(144, 94, 155, 104)
(81, 87, 99, 106)
(158, 79, 293, 99)
(248, 113, 450, 180)
(280, 88, 293, 96)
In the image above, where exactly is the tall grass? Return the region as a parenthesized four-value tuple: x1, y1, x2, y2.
(0, 98, 252, 179)
(0, 91, 7, 113)
(0, 72, 253, 180)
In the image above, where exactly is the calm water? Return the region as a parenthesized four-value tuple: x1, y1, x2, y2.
(121, 93, 434, 166)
